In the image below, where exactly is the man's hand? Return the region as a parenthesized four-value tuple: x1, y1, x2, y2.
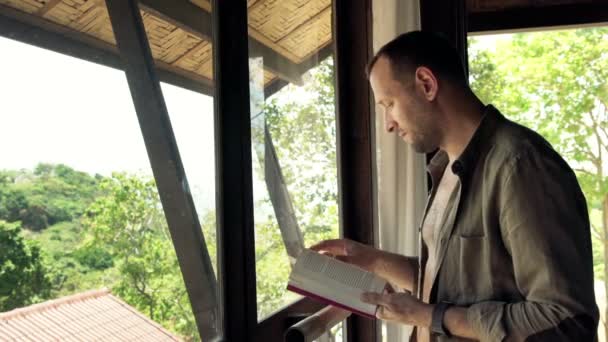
(310, 239, 381, 273)
(310, 239, 418, 291)
(361, 291, 432, 327)
(363, 292, 478, 340)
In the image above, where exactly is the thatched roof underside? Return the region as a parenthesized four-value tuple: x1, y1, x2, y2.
(0, 0, 333, 88)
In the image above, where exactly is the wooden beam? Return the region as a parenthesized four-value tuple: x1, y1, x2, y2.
(468, 3, 608, 34)
(36, 0, 63, 16)
(298, 41, 333, 70)
(139, 0, 308, 85)
(333, 0, 378, 341)
(0, 2, 117, 62)
(190, 0, 212, 12)
(1, 0, 329, 100)
(105, 0, 220, 340)
(264, 78, 289, 98)
(262, 43, 332, 99)
(139, 0, 212, 40)
(156, 63, 214, 95)
(247, 28, 301, 64)
(0, 3, 214, 96)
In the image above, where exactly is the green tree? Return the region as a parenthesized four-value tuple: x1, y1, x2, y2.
(0, 57, 342, 337)
(250, 58, 341, 318)
(0, 220, 51, 311)
(0, 164, 101, 230)
(264, 58, 339, 243)
(83, 173, 199, 340)
(0, 187, 28, 222)
(469, 28, 608, 336)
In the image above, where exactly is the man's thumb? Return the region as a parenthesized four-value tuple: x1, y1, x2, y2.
(335, 255, 354, 263)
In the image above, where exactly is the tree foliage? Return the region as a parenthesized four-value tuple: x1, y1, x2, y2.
(264, 58, 340, 245)
(0, 58, 342, 339)
(0, 164, 100, 230)
(3, 26, 606, 341)
(0, 220, 51, 311)
(253, 58, 340, 317)
(469, 28, 608, 248)
(83, 173, 199, 339)
(0, 94, 340, 336)
(469, 27, 608, 336)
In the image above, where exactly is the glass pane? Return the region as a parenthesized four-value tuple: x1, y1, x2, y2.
(138, 2, 219, 340)
(468, 27, 608, 342)
(247, 0, 340, 320)
(0, 1, 218, 340)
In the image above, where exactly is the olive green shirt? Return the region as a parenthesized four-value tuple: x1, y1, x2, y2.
(415, 105, 599, 341)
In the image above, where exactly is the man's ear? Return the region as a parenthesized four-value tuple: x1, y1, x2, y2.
(414, 67, 438, 102)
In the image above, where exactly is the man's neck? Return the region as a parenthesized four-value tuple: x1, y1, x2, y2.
(438, 91, 486, 162)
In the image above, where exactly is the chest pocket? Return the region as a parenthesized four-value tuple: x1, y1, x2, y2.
(439, 235, 492, 304)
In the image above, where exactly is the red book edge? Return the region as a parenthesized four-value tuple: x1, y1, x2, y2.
(287, 284, 376, 319)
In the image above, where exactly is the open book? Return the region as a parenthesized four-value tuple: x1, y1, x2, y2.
(287, 249, 388, 319)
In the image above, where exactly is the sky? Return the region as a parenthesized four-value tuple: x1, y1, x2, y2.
(0, 36, 217, 211)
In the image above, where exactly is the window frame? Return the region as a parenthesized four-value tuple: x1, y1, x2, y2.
(0, 0, 378, 340)
(212, 0, 378, 340)
(105, 0, 220, 339)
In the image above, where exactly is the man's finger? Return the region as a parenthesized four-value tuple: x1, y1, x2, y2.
(309, 239, 348, 255)
(376, 305, 390, 320)
(376, 306, 398, 321)
(375, 305, 385, 319)
(361, 292, 391, 306)
(384, 283, 396, 294)
(335, 255, 354, 263)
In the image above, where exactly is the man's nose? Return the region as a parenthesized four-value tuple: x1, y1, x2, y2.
(384, 112, 396, 133)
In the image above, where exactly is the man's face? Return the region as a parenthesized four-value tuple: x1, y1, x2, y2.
(369, 57, 439, 153)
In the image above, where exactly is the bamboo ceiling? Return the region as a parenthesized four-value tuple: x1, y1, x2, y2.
(0, 0, 333, 88)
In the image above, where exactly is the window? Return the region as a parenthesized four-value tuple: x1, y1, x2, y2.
(0, 33, 205, 340)
(468, 27, 608, 342)
(245, 0, 340, 322)
(0, 0, 374, 340)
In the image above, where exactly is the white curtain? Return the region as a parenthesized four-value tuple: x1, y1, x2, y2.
(372, 1, 428, 341)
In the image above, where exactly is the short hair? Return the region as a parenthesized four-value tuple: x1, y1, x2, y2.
(366, 31, 467, 86)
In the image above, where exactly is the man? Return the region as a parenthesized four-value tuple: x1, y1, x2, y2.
(312, 31, 599, 341)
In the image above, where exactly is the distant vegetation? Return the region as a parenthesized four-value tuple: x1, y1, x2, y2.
(0, 59, 341, 341)
(0, 164, 200, 339)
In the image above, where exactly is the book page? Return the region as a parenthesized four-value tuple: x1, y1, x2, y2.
(288, 250, 387, 317)
(295, 250, 378, 290)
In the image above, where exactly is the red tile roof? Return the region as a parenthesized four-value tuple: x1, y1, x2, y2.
(0, 289, 182, 341)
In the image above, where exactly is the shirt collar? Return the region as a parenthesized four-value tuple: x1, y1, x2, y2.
(427, 105, 504, 180)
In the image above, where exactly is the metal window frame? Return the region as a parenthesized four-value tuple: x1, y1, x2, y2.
(420, 0, 469, 78)
(105, 0, 377, 339)
(105, 0, 220, 340)
(468, 2, 608, 35)
(211, 0, 257, 340)
(0, 2, 214, 95)
(14, 0, 603, 339)
(333, 0, 378, 342)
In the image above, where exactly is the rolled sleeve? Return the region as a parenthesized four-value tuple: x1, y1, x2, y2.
(467, 301, 507, 342)
(468, 149, 599, 341)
